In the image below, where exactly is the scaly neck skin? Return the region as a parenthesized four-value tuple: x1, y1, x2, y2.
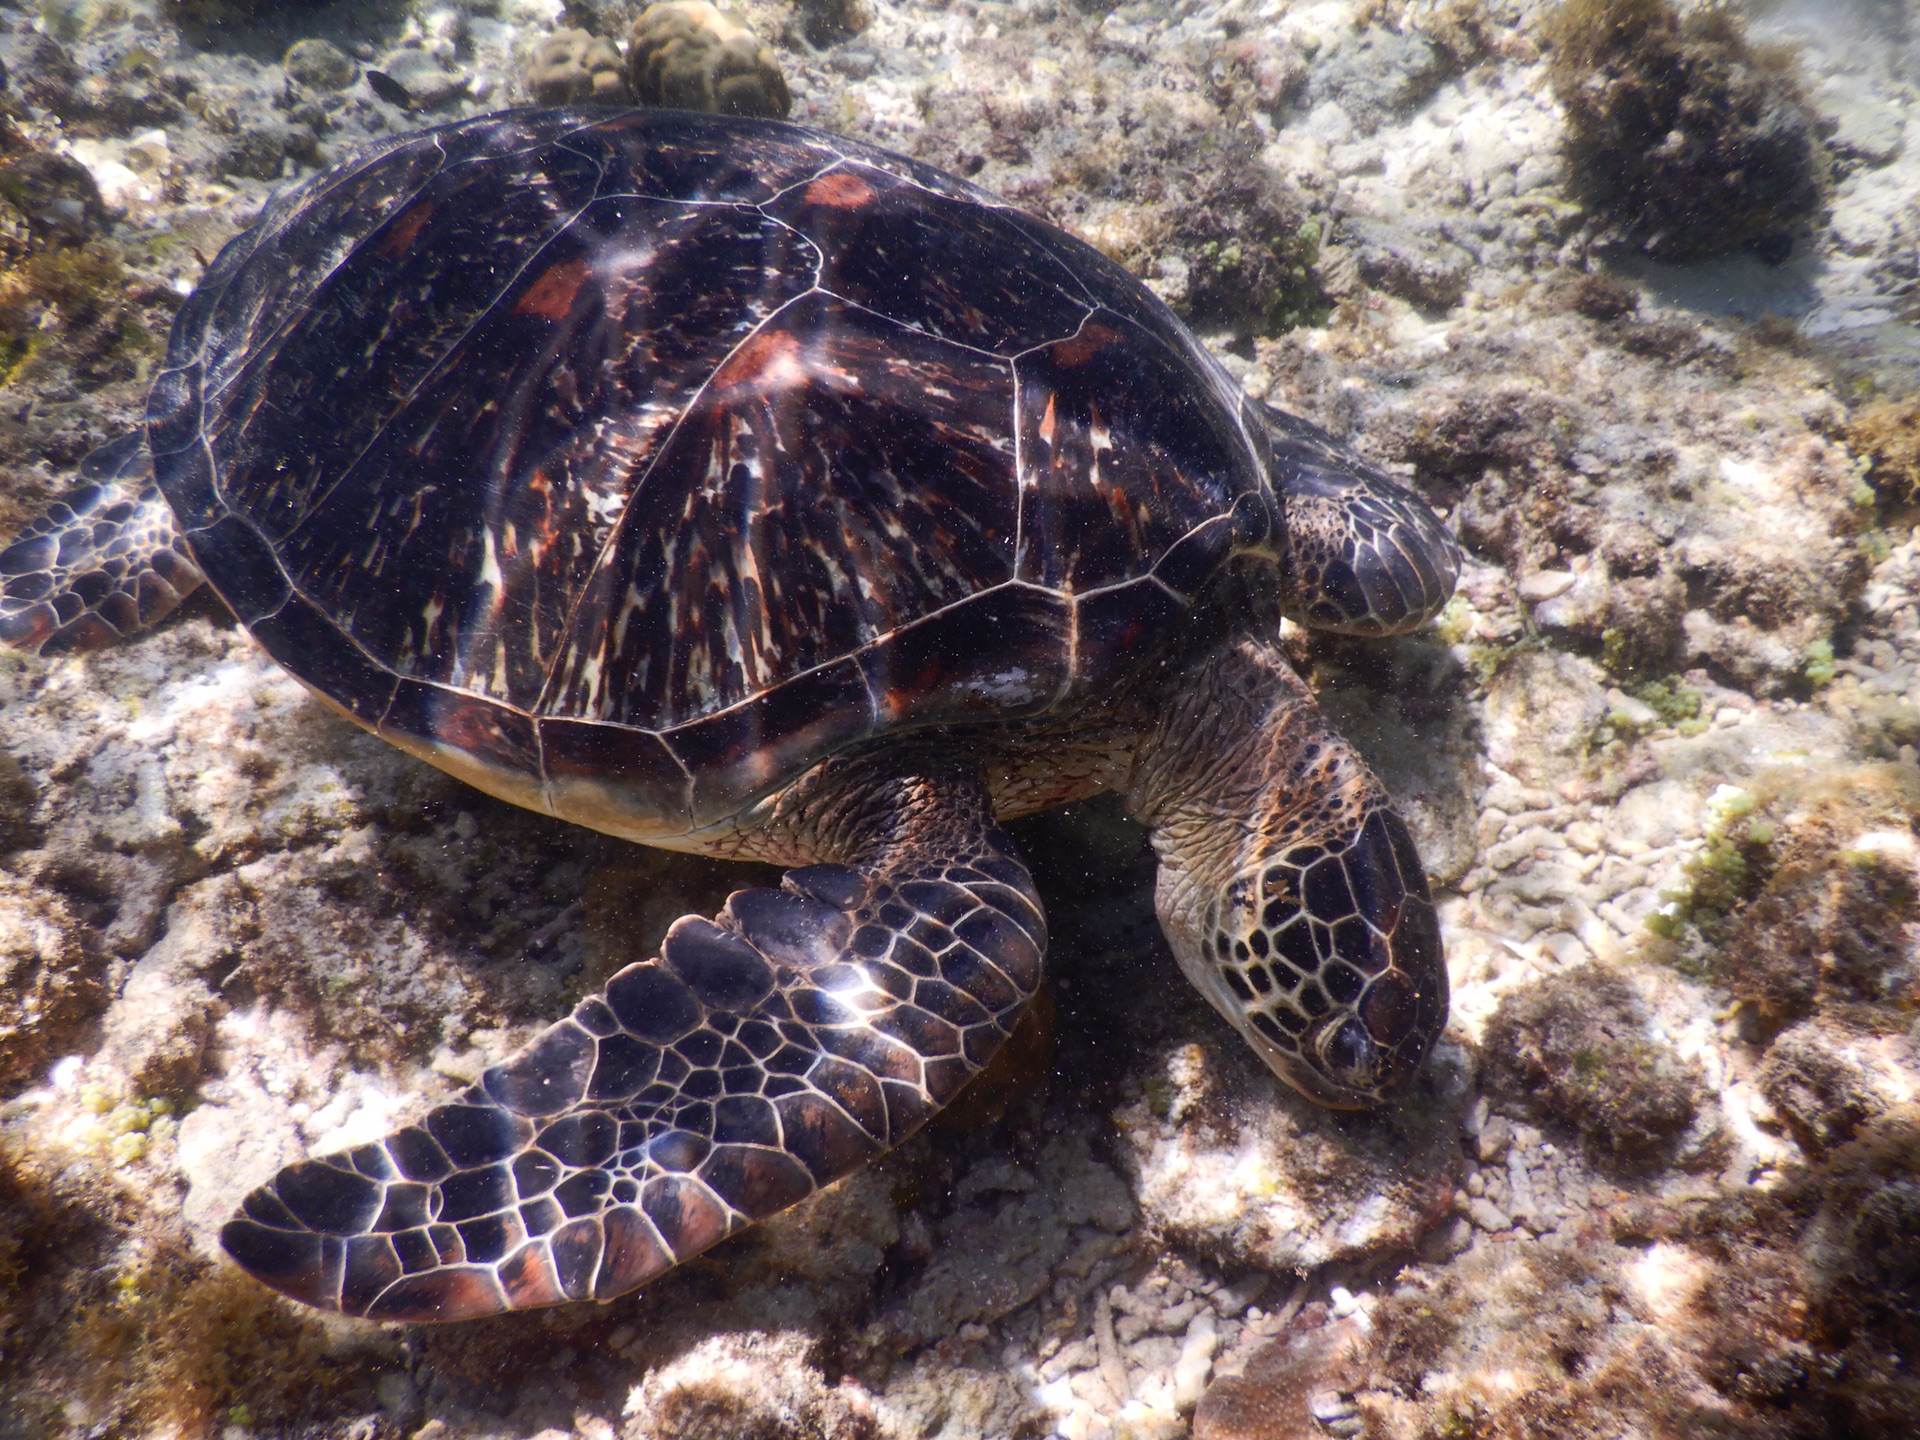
(1122, 635, 1329, 885)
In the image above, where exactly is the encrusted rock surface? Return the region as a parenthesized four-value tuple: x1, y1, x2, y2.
(2, 1, 1919, 1438)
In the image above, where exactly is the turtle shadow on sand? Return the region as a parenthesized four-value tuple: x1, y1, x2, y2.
(1307, 629, 1485, 890)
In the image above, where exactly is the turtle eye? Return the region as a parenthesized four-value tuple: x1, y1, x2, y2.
(1320, 1018, 1377, 1089)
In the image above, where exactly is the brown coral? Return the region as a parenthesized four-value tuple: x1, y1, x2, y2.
(625, 1, 792, 120)
(522, 27, 628, 107)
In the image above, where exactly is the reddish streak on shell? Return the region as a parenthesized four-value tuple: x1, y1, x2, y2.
(597, 1206, 673, 1298)
(805, 171, 876, 209)
(376, 201, 436, 259)
(514, 257, 592, 321)
(711, 326, 805, 392)
(1049, 322, 1122, 369)
(496, 1243, 568, 1309)
(429, 692, 522, 760)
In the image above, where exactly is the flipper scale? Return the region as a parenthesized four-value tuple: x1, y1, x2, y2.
(0, 433, 204, 654)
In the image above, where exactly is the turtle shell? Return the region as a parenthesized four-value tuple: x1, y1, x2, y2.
(147, 110, 1279, 841)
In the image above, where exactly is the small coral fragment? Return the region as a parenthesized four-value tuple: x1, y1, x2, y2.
(521, 27, 628, 107)
(625, 1, 792, 120)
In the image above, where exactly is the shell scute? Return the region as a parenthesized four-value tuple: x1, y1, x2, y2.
(269, 195, 817, 713)
(863, 585, 1072, 729)
(766, 161, 1094, 357)
(663, 654, 878, 820)
(1014, 308, 1250, 595)
(544, 289, 1018, 731)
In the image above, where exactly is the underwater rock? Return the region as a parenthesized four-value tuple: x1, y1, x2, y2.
(625, 2, 791, 119)
(1117, 1036, 1469, 1276)
(0, 873, 103, 1096)
(879, 1134, 1134, 1349)
(1478, 648, 1610, 789)
(1480, 963, 1703, 1171)
(620, 1331, 887, 1440)
(1545, 0, 1822, 261)
(1305, 26, 1452, 137)
(1735, 856, 1918, 1021)
(1758, 1020, 1893, 1161)
(1849, 395, 1920, 503)
(1804, 1109, 1920, 1366)
(282, 38, 356, 93)
(1341, 214, 1473, 312)
(0, 128, 110, 245)
(214, 125, 289, 183)
(793, 0, 871, 49)
(1192, 1317, 1369, 1440)
(521, 28, 627, 107)
(1154, 151, 1325, 338)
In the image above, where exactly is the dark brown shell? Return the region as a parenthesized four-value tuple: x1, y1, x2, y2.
(148, 110, 1277, 837)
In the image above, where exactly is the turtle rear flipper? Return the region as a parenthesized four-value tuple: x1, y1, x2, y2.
(1259, 402, 1460, 636)
(0, 432, 203, 655)
(221, 766, 1045, 1321)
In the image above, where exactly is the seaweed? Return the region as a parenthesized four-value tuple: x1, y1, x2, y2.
(1848, 394, 1920, 504)
(1544, 0, 1822, 261)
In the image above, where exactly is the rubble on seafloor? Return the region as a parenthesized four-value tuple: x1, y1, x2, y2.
(1, 0, 1919, 1436)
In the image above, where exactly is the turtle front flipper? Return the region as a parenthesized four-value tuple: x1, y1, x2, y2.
(0, 432, 204, 655)
(221, 767, 1044, 1321)
(1257, 401, 1460, 636)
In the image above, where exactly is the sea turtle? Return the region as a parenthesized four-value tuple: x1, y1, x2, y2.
(0, 109, 1459, 1322)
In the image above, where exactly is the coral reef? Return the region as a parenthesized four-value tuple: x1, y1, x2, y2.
(625, 2, 791, 120)
(1545, 0, 1823, 260)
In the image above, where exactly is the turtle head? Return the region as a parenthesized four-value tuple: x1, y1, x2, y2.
(1131, 639, 1449, 1110)
(1192, 804, 1447, 1108)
